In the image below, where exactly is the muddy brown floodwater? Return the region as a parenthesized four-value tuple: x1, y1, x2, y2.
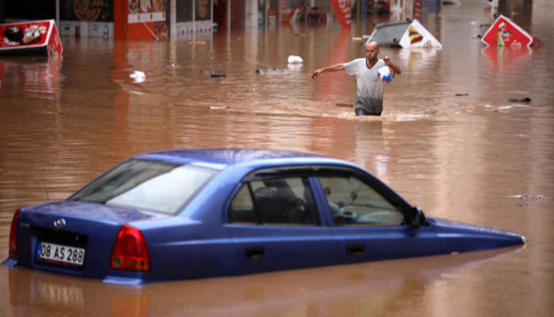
(1, 0, 553, 316)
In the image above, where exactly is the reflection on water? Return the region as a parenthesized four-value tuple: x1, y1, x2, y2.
(3, 247, 524, 316)
(0, 57, 63, 102)
(1, 0, 553, 315)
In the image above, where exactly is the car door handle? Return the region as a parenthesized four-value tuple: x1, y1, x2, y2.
(346, 244, 365, 256)
(244, 246, 265, 259)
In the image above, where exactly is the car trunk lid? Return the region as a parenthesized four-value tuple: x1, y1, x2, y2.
(15, 201, 163, 279)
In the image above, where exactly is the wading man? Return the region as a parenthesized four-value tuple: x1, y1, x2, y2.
(312, 41, 402, 116)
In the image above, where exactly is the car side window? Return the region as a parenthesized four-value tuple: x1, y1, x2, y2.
(318, 175, 404, 226)
(229, 176, 320, 226)
(229, 184, 257, 223)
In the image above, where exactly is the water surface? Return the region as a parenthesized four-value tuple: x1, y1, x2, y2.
(1, 0, 553, 315)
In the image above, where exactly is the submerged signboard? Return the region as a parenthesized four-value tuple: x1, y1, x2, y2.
(366, 19, 442, 49)
(481, 15, 534, 48)
(0, 20, 63, 58)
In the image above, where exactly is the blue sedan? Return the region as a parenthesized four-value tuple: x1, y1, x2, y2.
(4, 149, 525, 284)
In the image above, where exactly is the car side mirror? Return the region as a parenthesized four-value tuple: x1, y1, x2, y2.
(411, 206, 426, 228)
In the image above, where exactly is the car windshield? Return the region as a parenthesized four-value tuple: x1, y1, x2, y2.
(69, 159, 218, 214)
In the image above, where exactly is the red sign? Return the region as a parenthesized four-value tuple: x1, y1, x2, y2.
(0, 20, 63, 58)
(481, 15, 533, 48)
(47, 24, 63, 59)
(331, 0, 352, 30)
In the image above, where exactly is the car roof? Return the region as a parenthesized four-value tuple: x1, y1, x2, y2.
(133, 148, 353, 170)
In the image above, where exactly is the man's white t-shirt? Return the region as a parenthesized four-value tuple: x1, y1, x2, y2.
(344, 58, 386, 114)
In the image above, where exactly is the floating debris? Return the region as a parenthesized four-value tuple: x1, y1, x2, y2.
(255, 68, 291, 75)
(129, 70, 145, 83)
(210, 106, 230, 110)
(508, 194, 550, 200)
(203, 70, 226, 78)
(455, 92, 469, 96)
(496, 105, 512, 111)
(508, 97, 531, 103)
(287, 55, 303, 64)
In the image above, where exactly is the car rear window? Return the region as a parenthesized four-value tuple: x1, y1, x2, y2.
(69, 159, 218, 214)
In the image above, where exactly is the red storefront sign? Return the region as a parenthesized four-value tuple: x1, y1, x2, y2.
(0, 20, 63, 58)
(331, 0, 352, 30)
(481, 15, 533, 48)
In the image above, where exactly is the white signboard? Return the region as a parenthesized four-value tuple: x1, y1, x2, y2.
(129, 0, 167, 24)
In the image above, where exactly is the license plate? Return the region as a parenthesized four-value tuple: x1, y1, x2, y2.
(37, 242, 85, 266)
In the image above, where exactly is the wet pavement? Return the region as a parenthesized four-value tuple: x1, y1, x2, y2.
(1, 0, 553, 315)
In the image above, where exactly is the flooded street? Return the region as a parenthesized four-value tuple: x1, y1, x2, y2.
(1, 0, 553, 315)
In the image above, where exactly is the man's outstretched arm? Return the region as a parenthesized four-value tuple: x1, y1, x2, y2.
(383, 56, 402, 75)
(312, 63, 345, 79)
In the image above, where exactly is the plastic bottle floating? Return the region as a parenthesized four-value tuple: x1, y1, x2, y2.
(377, 66, 392, 83)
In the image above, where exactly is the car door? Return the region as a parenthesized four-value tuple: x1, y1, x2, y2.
(314, 169, 443, 264)
(225, 172, 338, 275)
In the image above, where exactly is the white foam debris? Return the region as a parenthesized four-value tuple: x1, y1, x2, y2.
(287, 55, 303, 64)
(130, 70, 146, 83)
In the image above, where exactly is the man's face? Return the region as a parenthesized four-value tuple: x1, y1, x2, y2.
(365, 43, 379, 61)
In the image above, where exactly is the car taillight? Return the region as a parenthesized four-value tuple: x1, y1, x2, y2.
(9, 209, 20, 258)
(110, 224, 150, 272)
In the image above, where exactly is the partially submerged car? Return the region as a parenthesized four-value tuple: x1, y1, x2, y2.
(4, 149, 525, 284)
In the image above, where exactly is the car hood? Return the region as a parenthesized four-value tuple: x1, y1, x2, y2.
(428, 217, 526, 250)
